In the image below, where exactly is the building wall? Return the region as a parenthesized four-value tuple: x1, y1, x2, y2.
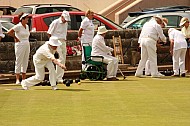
(0, 29, 171, 72)
(0, 0, 116, 12)
(1, 0, 190, 24)
(98, 0, 190, 24)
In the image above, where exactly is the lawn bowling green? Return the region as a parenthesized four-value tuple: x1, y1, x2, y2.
(0, 76, 190, 126)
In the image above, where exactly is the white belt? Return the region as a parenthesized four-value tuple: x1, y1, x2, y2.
(142, 36, 157, 41)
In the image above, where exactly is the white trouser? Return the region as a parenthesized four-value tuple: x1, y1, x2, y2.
(135, 38, 158, 76)
(81, 39, 92, 70)
(173, 48, 187, 75)
(56, 40, 66, 81)
(92, 55, 118, 78)
(14, 42, 30, 73)
(145, 60, 151, 75)
(21, 59, 57, 87)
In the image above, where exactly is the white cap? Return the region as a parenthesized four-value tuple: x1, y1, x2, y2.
(61, 11, 71, 21)
(20, 13, 29, 20)
(97, 26, 108, 34)
(47, 36, 62, 46)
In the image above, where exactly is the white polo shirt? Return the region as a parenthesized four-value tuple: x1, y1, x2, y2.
(181, 25, 190, 39)
(47, 17, 68, 40)
(33, 42, 56, 63)
(169, 29, 187, 50)
(91, 34, 113, 56)
(11, 22, 30, 44)
(80, 17, 94, 42)
(138, 19, 166, 43)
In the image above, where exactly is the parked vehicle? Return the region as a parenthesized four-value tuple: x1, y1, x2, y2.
(31, 11, 122, 31)
(13, 4, 81, 15)
(0, 6, 16, 15)
(123, 11, 190, 29)
(121, 5, 190, 26)
(0, 20, 15, 32)
(0, 11, 122, 31)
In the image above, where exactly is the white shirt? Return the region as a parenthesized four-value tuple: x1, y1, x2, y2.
(0, 22, 5, 38)
(80, 17, 94, 42)
(33, 42, 56, 63)
(11, 22, 30, 45)
(47, 17, 68, 40)
(138, 19, 166, 43)
(169, 29, 187, 50)
(181, 25, 190, 39)
(91, 34, 113, 56)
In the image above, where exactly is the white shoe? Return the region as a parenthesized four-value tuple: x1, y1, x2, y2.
(52, 86, 58, 90)
(21, 80, 29, 90)
(157, 72, 165, 77)
(16, 80, 21, 85)
(135, 74, 145, 78)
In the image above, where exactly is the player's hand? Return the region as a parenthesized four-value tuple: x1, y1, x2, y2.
(77, 37, 81, 42)
(60, 64, 67, 70)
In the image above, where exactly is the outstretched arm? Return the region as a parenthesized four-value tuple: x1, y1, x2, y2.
(51, 58, 67, 70)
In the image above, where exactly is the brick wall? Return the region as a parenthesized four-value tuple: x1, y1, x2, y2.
(0, 29, 172, 73)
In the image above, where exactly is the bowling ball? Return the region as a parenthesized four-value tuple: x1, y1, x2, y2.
(46, 81, 51, 86)
(63, 79, 67, 84)
(65, 80, 70, 87)
(75, 78, 80, 83)
(68, 79, 73, 84)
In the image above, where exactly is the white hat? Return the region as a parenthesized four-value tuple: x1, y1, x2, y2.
(97, 26, 108, 34)
(61, 11, 71, 21)
(47, 37, 62, 46)
(20, 13, 29, 20)
(168, 28, 175, 34)
(154, 14, 163, 22)
(179, 17, 189, 26)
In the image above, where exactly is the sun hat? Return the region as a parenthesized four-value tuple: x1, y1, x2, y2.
(61, 11, 71, 21)
(179, 17, 189, 26)
(47, 37, 62, 46)
(153, 14, 163, 23)
(20, 13, 29, 20)
(97, 26, 108, 34)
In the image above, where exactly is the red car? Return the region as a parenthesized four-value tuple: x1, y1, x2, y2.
(0, 11, 122, 32)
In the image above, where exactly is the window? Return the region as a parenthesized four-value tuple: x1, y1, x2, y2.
(92, 19, 103, 30)
(128, 17, 151, 29)
(43, 16, 60, 27)
(1, 22, 15, 31)
(14, 7, 33, 14)
(69, 15, 83, 30)
(36, 8, 51, 14)
(163, 15, 182, 28)
(36, 7, 81, 14)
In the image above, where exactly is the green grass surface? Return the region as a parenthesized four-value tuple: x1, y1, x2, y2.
(0, 76, 190, 126)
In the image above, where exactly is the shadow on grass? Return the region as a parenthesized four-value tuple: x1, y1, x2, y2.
(152, 76, 179, 80)
(5, 88, 90, 92)
(80, 81, 104, 83)
(116, 79, 137, 81)
(5, 88, 25, 90)
(36, 88, 90, 92)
